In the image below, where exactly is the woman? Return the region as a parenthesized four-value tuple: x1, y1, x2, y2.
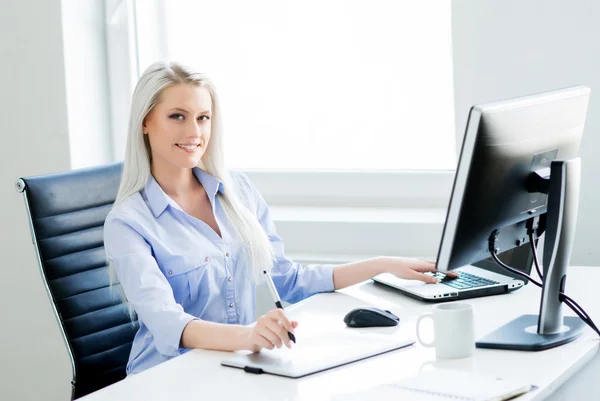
(104, 61, 450, 376)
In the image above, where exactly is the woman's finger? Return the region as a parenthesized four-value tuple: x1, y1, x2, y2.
(250, 331, 274, 351)
(268, 309, 294, 333)
(399, 267, 439, 284)
(410, 260, 459, 278)
(266, 318, 292, 347)
(410, 261, 438, 273)
(257, 327, 278, 349)
(264, 324, 285, 348)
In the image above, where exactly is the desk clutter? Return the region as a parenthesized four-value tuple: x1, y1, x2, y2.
(222, 301, 535, 399)
(222, 302, 479, 378)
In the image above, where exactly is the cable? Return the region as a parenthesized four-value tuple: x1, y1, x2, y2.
(562, 297, 600, 336)
(527, 233, 598, 329)
(488, 227, 600, 338)
(525, 216, 544, 280)
(561, 294, 591, 323)
(528, 231, 544, 280)
(489, 250, 543, 287)
(488, 231, 543, 288)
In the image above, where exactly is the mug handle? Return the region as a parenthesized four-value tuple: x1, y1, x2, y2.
(416, 313, 435, 348)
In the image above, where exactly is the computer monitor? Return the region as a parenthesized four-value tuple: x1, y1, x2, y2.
(436, 86, 591, 350)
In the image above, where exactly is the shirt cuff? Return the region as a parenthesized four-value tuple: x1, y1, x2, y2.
(315, 263, 336, 293)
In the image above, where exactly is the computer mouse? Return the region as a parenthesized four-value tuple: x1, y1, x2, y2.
(343, 306, 400, 328)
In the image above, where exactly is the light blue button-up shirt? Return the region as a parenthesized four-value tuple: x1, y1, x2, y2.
(103, 168, 335, 375)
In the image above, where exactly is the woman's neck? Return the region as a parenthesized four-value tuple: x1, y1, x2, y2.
(151, 161, 199, 198)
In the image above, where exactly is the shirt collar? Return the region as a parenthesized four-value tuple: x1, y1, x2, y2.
(144, 167, 225, 218)
(193, 167, 225, 199)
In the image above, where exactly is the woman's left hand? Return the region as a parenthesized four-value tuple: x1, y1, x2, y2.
(381, 256, 459, 284)
(332, 255, 460, 290)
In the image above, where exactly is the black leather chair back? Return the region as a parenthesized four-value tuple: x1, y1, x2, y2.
(16, 163, 139, 399)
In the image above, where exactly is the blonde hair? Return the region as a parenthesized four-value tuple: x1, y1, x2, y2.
(109, 61, 275, 312)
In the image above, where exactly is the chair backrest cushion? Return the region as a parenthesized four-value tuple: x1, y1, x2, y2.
(19, 162, 139, 398)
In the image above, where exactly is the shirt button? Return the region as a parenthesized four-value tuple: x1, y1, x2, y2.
(228, 276, 232, 282)
(205, 257, 209, 262)
(226, 252, 230, 257)
(168, 270, 172, 275)
(229, 303, 234, 308)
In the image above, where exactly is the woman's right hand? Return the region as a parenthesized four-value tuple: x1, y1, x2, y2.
(245, 309, 298, 352)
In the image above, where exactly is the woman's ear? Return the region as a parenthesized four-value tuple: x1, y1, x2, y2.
(143, 110, 156, 135)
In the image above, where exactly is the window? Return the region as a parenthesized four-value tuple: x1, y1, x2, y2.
(133, 0, 456, 171)
(106, 0, 456, 261)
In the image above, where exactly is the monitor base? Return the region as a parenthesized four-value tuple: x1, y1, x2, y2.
(476, 314, 585, 351)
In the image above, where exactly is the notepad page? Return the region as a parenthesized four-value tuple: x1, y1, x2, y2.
(337, 369, 532, 401)
(392, 369, 532, 401)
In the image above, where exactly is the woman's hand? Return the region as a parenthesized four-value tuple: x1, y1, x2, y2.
(333, 256, 460, 290)
(382, 256, 458, 283)
(244, 309, 299, 352)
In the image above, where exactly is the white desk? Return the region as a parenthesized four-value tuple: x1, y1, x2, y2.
(82, 267, 600, 401)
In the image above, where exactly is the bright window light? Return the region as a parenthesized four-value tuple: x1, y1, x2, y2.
(139, 0, 456, 170)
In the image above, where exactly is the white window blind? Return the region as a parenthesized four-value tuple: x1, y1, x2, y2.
(136, 0, 456, 171)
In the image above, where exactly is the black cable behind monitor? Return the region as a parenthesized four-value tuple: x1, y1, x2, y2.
(488, 230, 542, 288)
(488, 225, 600, 337)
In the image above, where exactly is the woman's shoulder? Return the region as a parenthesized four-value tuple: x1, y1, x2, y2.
(227, 170, 253, 191)
(227, 170, 260, 205)
(105, 192, 147, 226)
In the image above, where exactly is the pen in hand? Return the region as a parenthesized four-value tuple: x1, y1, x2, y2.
(263, 270, 297, 343)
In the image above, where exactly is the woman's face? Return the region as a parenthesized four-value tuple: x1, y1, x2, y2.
(143, 83, 212, 170)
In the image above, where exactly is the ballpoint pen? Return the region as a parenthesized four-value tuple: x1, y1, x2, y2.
(263, 269, 296, 343)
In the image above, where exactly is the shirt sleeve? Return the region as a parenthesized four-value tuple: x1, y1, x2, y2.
(236, 172, 336, 304)
(103, 214, 197, 357)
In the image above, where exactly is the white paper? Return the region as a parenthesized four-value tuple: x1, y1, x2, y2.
(336, 369, 532, 401)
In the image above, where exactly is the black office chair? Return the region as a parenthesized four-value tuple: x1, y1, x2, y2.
(15, 162, 139, 399)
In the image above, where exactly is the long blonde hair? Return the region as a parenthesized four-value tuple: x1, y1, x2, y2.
(109, 61, 275, 308)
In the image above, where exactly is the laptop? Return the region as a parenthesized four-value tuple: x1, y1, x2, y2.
(372, 249, 530, 302)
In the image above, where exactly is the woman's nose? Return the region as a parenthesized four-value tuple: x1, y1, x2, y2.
(186, 121, 202, 137)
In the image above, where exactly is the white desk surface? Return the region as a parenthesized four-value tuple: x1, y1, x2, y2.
(81, 266, 600, 401)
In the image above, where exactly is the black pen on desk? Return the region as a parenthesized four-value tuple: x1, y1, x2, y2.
(263, 269, 296, 343)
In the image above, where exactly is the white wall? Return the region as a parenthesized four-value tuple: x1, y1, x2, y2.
(452, 1, 600, 399)
(0, 0, 73, 400)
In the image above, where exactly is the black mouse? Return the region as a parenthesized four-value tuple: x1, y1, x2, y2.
(343, 306, 400, 328)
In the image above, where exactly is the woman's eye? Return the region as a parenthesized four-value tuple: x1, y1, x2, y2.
(198, 115, 210, 121)
(169, 113, 185, 120)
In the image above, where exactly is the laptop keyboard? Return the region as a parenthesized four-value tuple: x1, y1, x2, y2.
(433, 271, 499, 290)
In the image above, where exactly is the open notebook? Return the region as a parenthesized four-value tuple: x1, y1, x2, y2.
(336, 369, 534, 401)
(221, 329, 414, 378)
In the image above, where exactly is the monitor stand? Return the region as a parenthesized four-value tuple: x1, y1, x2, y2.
(476, 158, 585, 351)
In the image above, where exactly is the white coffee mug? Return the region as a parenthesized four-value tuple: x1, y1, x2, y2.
(416, 302, 475, 359)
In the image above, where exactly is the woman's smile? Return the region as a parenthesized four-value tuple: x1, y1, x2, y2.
(176, 143, 200, 152)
